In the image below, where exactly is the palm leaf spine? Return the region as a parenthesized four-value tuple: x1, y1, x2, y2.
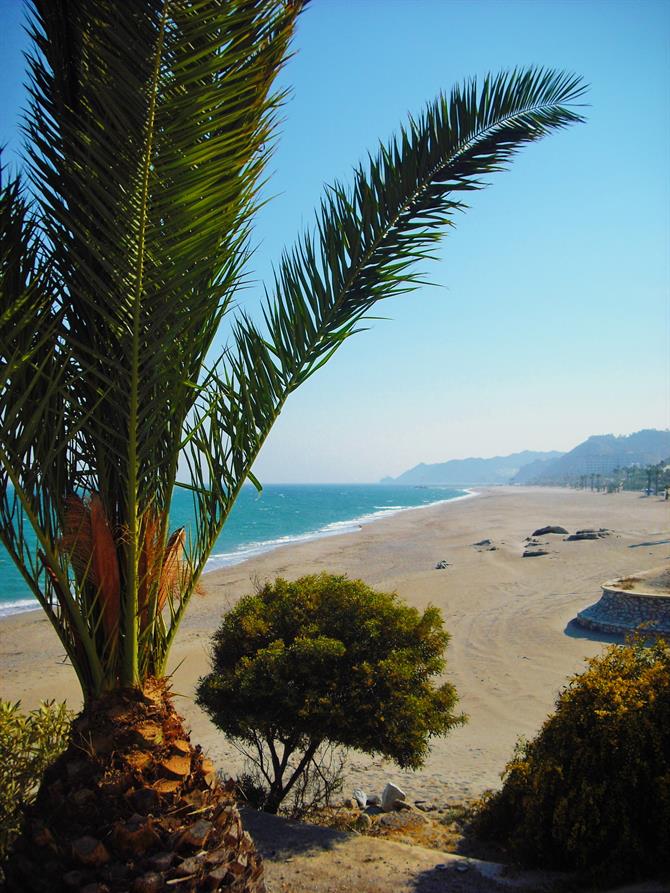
(122, 3, 169, 687)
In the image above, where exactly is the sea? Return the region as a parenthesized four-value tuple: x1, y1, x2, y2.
(0, 483, 469, 618)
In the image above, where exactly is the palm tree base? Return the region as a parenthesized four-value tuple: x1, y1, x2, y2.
(3, 679, 264, 892)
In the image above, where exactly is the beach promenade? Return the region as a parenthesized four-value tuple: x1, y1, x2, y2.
(1, 486, 667, 804)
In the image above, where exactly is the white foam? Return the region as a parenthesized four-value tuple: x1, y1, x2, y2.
(0, 490, 479, 614)
(0, 598, 40, 618)
(205, 489, 477, 573)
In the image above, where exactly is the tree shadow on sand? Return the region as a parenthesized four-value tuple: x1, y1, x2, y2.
(411, 861, 498, 892)
(628, 539, 670, 548)
(240, 806, 346, 860)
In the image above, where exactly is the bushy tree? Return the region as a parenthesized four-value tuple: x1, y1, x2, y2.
(473, 638, 670, 885)
(197, 573, 465, 813)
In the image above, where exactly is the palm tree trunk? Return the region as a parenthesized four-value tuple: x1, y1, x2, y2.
(4, 680, 264, 892)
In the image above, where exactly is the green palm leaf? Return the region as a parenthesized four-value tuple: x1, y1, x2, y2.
(14, 0, 303, 687)
(1, 0, 585, 696)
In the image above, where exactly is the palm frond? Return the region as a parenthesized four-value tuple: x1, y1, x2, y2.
(261, 68, 586, 390)
(25, 1, 302, 507)
(0, 170, 102, 689)
(89, 494, 122, 648)
(175, 69, 586, 635)
(20, 0, 304, 687)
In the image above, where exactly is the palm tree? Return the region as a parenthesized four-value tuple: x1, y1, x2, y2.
(1, 1, 586, 889)
(646, 466, 654, 495)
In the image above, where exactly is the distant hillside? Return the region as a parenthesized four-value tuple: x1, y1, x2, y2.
(512, 456, 559, 484)
(511, 429, 670, 484)
(382, 450, 564, 486)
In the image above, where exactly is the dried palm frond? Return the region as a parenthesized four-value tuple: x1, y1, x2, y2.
(157, 527, 186, 615)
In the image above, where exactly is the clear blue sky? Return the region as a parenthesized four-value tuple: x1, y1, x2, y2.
(1, 0, 668, 482)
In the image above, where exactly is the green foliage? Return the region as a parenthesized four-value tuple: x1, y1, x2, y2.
(0, 700, 73, 859)
(473, 638, 670, 884)
(572, 460, 670, 493)
(1, 0, 586, 698)
(617, 460, 670, 493)
(197, 573, 465, 812)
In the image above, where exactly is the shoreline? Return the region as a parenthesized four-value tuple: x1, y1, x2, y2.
(0, 485, 476, 620)
(1, 485, 667, 802)
(204, 486, 477, 573)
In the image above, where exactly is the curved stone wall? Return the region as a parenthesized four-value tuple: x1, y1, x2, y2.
(576, 581, 670, 637)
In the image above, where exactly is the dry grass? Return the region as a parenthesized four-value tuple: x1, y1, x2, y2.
(616, 576, 640, 590)
(295, 796, 506, 860)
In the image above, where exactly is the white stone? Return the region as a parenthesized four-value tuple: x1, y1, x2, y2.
(381, 782, 406, 812)
(352, 788, 367, 809)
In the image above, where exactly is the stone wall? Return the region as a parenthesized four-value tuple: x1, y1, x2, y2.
(576, 584, 670, 636)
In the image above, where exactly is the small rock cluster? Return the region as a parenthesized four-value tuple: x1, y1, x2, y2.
(566, 528, 610, 541)
(471, 539, 497, 552)
(434, 525, 613, 564)
(522, 525, 612, 557)
(522, 538, 550, 558)
(337, 783, 475, 851)
(347, 782, 406, 813)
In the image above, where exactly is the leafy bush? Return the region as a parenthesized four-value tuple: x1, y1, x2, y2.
(473, 638, 670, 884)
(197, 573, 464, 813)
(0, 700, 73, 859)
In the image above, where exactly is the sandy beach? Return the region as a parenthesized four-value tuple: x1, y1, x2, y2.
(2, 486, 668, 806)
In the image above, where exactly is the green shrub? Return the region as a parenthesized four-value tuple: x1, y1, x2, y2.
(0, 700, 73, 859)
(473, 637, 670, 884)
(197, 573, 465, 814)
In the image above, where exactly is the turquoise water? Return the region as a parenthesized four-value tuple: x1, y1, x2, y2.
(0, 483, 468, 617)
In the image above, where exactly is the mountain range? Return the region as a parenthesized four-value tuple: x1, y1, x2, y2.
(511, 429, 670, 484)
(382, 429, 670, 486)
(381, 450, 564, 486)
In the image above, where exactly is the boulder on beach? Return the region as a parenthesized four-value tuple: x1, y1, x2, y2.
(567, 528, 610, 541)
(381, 783, 406, 812)
(352, 788, 367, 809)
(532, 525, 569, 536)
(472, 538, 497, 551)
